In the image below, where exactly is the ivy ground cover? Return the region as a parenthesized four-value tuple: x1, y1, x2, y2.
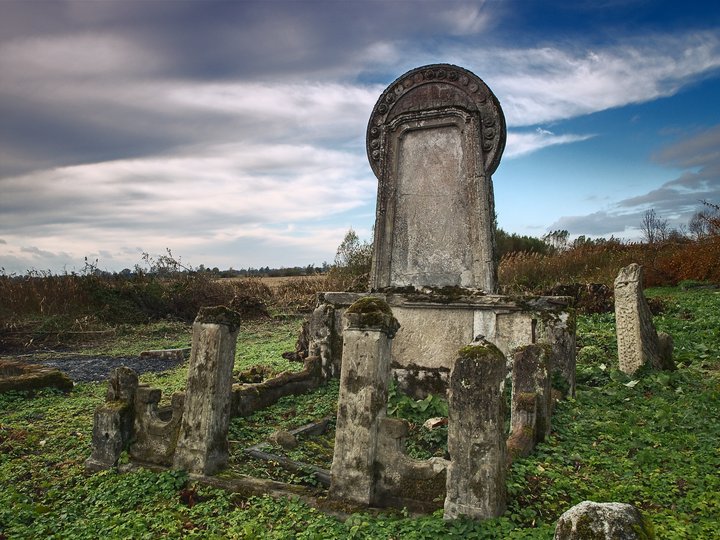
(1, 287, 719, 538)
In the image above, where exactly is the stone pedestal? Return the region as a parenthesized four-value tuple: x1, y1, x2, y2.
(444, 340, 507, 520)
(173, 306, 241, 475)
(329, 297, 399, 505)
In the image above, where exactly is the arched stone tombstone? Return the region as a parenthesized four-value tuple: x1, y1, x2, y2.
(367, 64, 506, 292)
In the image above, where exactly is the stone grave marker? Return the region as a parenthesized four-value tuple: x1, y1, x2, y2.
(367, 64, 506, 292)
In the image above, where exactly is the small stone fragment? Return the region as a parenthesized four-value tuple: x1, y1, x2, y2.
(269, 430, 298, 450)
(554, 500, 654, 540)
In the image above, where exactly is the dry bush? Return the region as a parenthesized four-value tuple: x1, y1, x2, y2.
(270, 275, 329, 312)
(499, 238, 720, 293)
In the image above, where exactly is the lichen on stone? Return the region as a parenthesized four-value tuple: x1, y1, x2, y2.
(194, 306, 242, 332)
(345, 297, 400, 337)
(457, 342, 503, 361)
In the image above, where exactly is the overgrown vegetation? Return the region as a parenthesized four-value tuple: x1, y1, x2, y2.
(1, 287, 718, 538)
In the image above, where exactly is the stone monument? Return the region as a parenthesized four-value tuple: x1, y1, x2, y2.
(309, 64, 575, 398)
(367, 64, 505, 292)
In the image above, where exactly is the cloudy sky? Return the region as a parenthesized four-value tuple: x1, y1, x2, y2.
(1, 0, 719, 274)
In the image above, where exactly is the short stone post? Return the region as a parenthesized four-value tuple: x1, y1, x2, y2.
(85, 366, 138, 472)
(329, 297, 399, 505)
(444, 339, 507, 520)
(614, 263, 674, 374)
(512, 344, 552, 444)
(173, 306, 241, 475)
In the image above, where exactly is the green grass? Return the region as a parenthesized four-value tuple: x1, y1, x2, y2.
(1, 288, 719, 538)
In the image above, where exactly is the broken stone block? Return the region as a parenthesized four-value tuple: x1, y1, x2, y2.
(614, 263, 675, 374)
(129, 385, 185, 466)
(85, 366, 138, 472)
(173, 306, 241, 475)
(375, 417, 448, 512)
(444, 340, 507, 520)
(0, 360, 73, 393)
(554, 500, 654, 539)
(329, 297, 399, 505)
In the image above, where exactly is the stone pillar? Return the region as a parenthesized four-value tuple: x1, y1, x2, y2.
(512, 344, 552, 444)
(173, 306, 241, 475)
(85, 366, 138, 472)
(329, 297, 399, 505)
(444, 339, 507, 520)
(614, 264, 674, 375)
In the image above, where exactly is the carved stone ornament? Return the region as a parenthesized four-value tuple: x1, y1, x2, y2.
(366, 63, 506, 179)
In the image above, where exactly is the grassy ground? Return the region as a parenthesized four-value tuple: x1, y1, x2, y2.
(1, 287, 719, 539)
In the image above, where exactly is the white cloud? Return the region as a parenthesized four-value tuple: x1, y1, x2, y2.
(505, 128, 594, 158)
(448, 31, 720, 126)
(440, 3, 491, 36)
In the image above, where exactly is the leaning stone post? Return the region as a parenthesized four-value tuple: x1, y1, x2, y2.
(614, 263, 674, 375)
(444, 339, 507, 520)
(173, 306, 241, 475)
(329, 297, 399, 505)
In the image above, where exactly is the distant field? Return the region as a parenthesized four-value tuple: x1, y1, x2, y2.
(223, 274, 327, 289)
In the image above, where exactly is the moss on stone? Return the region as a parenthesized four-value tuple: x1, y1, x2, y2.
(345, 297, 399, 336)
(515, 392, 537, 412)
(194, 306, 242, 332)
(458, 342, 503, 361)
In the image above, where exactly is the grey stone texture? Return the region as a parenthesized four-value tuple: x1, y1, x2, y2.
(85, 366, 138, 472)
(614, 264, 674, 375)
(231, 356, 322, 417)
(329, 297, 449, 511)
(129, 386, 185, 466)
(444, 340, 508, 520)
(309, 290, 575, 398)
(507, 344, 553, 462)
(0, 359, 73, 393)
(367, 64, 505, 292)
(173, 306, 240, 475)
(329, 298, 399, 504)
(554, 501, 654, 540)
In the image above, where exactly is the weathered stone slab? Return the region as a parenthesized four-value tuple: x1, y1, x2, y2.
(329, 298, 399, 505)
(308, 290, 575, 397)
(173, 306, 240, 475)
(444, 340, 507, 520)
(0, 360, 73, 393)
(130, 386, 185, 466)
(507, 345, 552, 462)
(85, 366, 138, 472)
(554, 501, 654, 539)
(231, 356, 321, 417)
(375, 417, 448, 512)
(614, 263, 674, 374)
(367, 64, 506, 292)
